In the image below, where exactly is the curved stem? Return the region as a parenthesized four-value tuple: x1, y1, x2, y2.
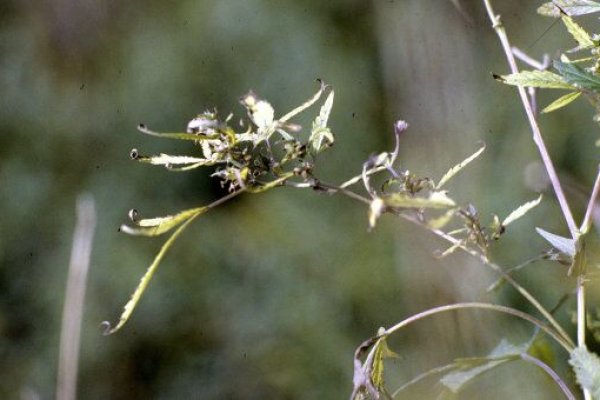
(291, 179, 575, 349)
(521, 352, 577, 400)
(399, 212, 575, 349)
(383, 302, 573, 352)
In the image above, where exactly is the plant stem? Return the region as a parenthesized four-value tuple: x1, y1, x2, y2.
(398, 212, 575, 349)
(298, 179, 575, 348)
(57, 195, 96, 400)
(575, 166, 600, 355)
(581, 165, 600, 235)
(520, 353, 576, 400)
(383, 302, 573, 352)
(483, 1, 591, 398)
(482, 0, 578, 238)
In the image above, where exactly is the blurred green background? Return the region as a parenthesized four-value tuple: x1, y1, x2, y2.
(2, 0, 600, 398)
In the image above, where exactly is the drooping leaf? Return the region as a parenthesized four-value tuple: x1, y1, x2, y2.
(279, 80, 327, 123)
(440, 339, 527, 393)
(536, 227, 576, 257)
(554, 60, 600, 90)
(436, 144, 486, 189)
(502, 195, 543, 227)
(370, 336, 399, 393)
(383, 191, 456, 209)
(569, 346, 600, 399)
(541, 91, 582, 113)
(538, 0, 600, 17)
(102, 211, 202, 335)
(496, 70, 575, 90)
(561, 14, 595, 48)
(137, 124, 214, 141)
(120, 206, 206, 236)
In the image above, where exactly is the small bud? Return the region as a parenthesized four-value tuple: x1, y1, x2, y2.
(394, 120, 409, 135)
(129, 148, 139, 160)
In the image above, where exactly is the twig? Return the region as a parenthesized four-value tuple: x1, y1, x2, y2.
(57, 195, 96, 400)
(483, 0, 578, 238)
(521, 353, 576, 400)
(290, 179, 575, 348)
(580, 165, 600, 235)
(383, 302, 573, 352)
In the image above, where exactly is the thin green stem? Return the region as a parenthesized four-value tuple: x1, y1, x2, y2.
(399, 212, 575, 349)
(297, 179, 575, 348)
(383, 302, 573, 352)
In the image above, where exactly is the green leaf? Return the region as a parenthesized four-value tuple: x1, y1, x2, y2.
(536, 227, 576, 257)
(371, 336, 399, 393)
(120, 206, 206, 236)
(279, 80, 327, 123)
(562, 14, 595, 48)
(538, 1, 600, 17)
(502, 195, 543, 227)
(497, 70, 575, 90)
(436, 144, 486, 189)
(440, 339, 527, 393)
(103, 211, 202, 335)
(541, 91, 582, 113)
(569, 347, 600, 399)
(554, 60, 600, 90)
(309, 90, 335, 154)
(137, 124, 214, 141)
(383, 191, 456, 209)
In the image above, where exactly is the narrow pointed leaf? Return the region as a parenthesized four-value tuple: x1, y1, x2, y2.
(371, 336, 399, 393)
(279, 81, 327, 123)
(536, 227, 576, 256)
(120, 206, 206, 236)
(502, 195, 543, 227)
(103, 212, 201, 335)
(436, 145, 486, 189)
(137, 124, 214, 141)
(497, 70, 575, 89)
(538, 1, 600, 17)
(554, 60, 600, 90)
(562, 14, 595, 48)
(440, 339, 527, 393)
(569, 347, 600, 399)
(384, 191, 456, 209)
(541, 91, 582, 113)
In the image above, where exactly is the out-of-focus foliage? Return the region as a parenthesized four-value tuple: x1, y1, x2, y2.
(2, 0, 600, 399)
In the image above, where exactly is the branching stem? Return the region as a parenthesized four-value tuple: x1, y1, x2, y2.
(482, 0, 578, 238)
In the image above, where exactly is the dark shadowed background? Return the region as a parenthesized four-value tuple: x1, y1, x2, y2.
(2, 1, 599, 398)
